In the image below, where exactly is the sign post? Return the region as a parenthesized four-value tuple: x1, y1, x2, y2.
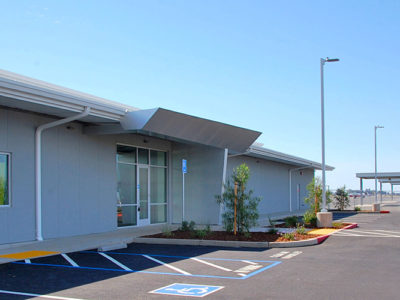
(234, 182, 238, 235)
(182, 159, 187, 221)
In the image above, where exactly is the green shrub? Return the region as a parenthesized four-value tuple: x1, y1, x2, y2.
(162, 226, 173, 237)
(355, 206, 361, 211)
(180, 220, 196, 232)
(284, 216, 298, 228)
(334, 186, 350, 210)
(243, 231, 251, 238)
(268, 228, 278, 234)
(216, 164, 261, 234)
(205, 224, 211, 234)
(283, 232, 295, 240)
(194, 229, 208, 239)
(268, 216, 276, 228)
(188, 221, 196, 231)
(303, 210, 317, 227)
(295, 224, 306, 235)
(304, 177, 332, 213)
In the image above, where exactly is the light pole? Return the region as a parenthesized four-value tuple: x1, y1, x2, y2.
(320, 57, 339, 212)
(374, 125, 384, 204)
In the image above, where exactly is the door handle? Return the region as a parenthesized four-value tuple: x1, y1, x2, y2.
(138, 206, 141, 212)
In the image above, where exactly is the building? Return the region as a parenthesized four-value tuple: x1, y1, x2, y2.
(0, 69, 333, 245)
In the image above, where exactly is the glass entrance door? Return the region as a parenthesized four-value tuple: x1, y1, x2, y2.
(138, 166, 150, 226)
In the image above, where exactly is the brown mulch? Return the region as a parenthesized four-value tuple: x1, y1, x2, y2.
(144, 230, 323, 242)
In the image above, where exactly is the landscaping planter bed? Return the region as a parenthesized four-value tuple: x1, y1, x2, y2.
(144, 230, 323, 243)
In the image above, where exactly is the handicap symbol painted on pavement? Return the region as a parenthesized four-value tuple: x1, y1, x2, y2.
(150, 283, 224, 297)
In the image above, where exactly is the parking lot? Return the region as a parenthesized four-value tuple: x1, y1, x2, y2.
(1, 202, 399, 299)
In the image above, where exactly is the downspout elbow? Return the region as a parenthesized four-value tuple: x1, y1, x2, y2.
(35, 107, 91, 241)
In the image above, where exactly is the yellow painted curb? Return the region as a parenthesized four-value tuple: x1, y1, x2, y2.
(0, 250, 59, 260)
(307, 228, 338, 235)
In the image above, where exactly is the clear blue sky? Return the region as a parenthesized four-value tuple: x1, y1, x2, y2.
(1, 0, 399, 191)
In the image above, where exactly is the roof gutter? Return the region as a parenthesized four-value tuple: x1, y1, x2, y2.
(35, 107, 91, 241)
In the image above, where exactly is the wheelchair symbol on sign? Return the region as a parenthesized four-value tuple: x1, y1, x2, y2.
(165, 287, 209, 295)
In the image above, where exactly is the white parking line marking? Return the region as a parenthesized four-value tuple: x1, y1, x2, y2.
(143, 255, 191, 275)
(270, 251, 290, 258)
(234, 264, 262, 273)
(350, 230, 400, 237)
(99, 252, 132, 271)
(241, 260, 258, 265)
(334, 231, 400, 238)
(24, 259, 31, 264)
(374, 229, 400, 234)
(61, 254, 79, 267)
(0, 289, 86, 300)
(282, 251, 302, 259)
(190, 257, 232, 271)
(334, 232, 365, 237)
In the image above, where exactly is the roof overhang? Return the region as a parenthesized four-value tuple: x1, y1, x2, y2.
(118, 108, 262, 152)
(240, 145, 334, 170)
(0, 69, 136, 123)
(356, 172, 400, 180)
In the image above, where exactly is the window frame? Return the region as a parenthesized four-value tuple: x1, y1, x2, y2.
(116, 143, 168, 226)
(0, 152, 11, 208)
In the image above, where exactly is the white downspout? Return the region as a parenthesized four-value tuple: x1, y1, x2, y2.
(35, 107, 91, 241)
(219, 148, 229, 225)
(289, 166, 310, 213)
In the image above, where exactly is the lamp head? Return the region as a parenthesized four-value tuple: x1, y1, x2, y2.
(325, 57, 340, 62)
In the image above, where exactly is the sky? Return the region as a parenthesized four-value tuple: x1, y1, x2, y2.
(0, 0, 399, 191)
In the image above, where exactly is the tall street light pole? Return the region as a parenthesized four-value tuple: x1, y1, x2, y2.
(320, 57, 339, 212)
(375, 125, 384, 204)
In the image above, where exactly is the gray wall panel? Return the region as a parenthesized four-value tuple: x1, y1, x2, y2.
(171, 143, 224, 225)
(227, 156, 314, 219)
(0, 109, 36, 244)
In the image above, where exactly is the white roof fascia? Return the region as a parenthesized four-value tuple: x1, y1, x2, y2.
(356, 172, 400, 179)
(0, 69, 138, 121)
(247, 145, 334, 171)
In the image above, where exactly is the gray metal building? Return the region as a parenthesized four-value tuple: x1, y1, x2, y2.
(0, 69, 333, 245)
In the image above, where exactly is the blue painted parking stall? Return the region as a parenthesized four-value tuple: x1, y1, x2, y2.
(12, 251, 282, 280)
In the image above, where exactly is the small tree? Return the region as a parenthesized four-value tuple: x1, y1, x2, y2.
(216, 164, 261, 234)
(334, 186, 350, 210)
(304, 177, 331, 213)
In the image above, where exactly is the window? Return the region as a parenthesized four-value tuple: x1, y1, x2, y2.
(0, 153, 9, 206)
(116, 145, 168, 226)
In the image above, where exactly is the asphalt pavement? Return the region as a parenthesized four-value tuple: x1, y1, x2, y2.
(0, 202, 399, 299)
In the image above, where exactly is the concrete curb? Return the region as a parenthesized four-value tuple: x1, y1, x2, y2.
(132, 237, 269, 248)
(133, 223, 358, 249)
(269, 223, 358, 248)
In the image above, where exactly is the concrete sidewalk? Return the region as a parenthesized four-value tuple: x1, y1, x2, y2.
(0, 224, 174, 264)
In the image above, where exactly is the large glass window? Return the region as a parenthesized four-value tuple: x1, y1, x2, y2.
(117, 163, 136, 205)
(150, 167, 167, 224)
(117, 145, 136, 164)
(150, 150, 167, 166)
(0, 154, 9, 206)
(116, 145, 167, 226)
(150, 167, 166, 203)
(138, 148, 149, 164)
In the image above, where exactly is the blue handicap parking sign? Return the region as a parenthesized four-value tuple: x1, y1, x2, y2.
(182, 159, 187, 173)
(150, 283, 224, 297)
